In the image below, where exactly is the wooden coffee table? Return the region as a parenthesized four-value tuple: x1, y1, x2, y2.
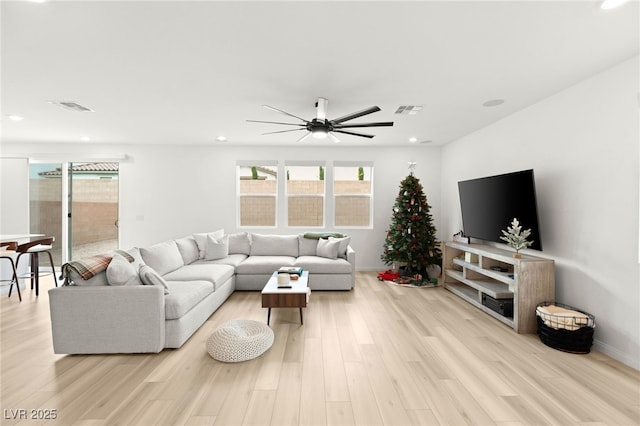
(261, 271, 310, 325)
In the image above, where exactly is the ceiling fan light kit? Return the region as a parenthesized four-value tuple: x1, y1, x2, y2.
(248, 97, 393, 143)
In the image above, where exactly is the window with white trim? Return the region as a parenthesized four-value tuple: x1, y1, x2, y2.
(237, 163, 277, 227)
(286, 163, 326, 227)
(334, 163, 373, 228)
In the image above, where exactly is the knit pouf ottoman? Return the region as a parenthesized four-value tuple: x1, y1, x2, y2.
(206, 319, 274, 362)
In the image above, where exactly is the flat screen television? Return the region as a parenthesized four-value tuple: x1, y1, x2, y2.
(458, 169, 542, 251)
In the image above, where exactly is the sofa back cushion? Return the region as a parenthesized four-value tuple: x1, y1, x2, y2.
(175, 236, 199, 265)
(250, 234, 298, 257)
(298, 234, 318, 256)
(140, 241, 183, 276)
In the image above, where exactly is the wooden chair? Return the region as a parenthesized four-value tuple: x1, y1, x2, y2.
(15, 237, 58, 297)
(1, 241, 21, 301)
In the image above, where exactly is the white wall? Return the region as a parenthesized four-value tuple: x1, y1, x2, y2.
(441, 56, 640, 369)
(0, 144, 442, 272)
(0, 157, 29, 234)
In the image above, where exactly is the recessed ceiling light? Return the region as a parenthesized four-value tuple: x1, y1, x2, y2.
(482, 99, 505, 107)
(7, 115, 24, 121)
(80, 136, 91, 142)
(409, 137, 418, 143)
(601, 0, 629, 9)
(216, 136, 227, 142)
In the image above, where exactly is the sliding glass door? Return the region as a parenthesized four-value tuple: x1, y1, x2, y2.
(28, 162, 119, 265)
(29, 163, 63, 265)
(68, 163, 119, 260)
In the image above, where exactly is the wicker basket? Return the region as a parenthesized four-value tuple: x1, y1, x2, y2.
(536, 302, 595, 354)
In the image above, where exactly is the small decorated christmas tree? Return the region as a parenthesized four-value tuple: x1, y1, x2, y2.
(381, 163, 441, 280)
(500, 218, 533, 258)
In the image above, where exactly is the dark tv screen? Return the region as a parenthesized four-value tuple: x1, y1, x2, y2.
(458, 169, 542, 251)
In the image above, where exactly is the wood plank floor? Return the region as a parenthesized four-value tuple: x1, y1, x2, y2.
(1, 272, 639, 425)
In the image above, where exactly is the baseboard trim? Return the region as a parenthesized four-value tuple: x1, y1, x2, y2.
(593, 338, 639, 370)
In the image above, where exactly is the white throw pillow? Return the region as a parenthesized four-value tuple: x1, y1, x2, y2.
(194, 229, 224, 259)
(227, 232, 251, 255)
(175, 236, 199, 265)
(139, 264, 169, 295)
(106, 253, 142, 286)
(205, 235, 229, 260)
(330, 236, 351, 258)
(317, 238, 340, 260)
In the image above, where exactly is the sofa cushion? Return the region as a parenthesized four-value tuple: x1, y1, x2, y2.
(68, 269, 109, 286)
(250, 234, 298, 257)
(294, 256, 353, 274)
(317, 238, 340, 259)
(228, 232, 251, 255)
(139, 264, 170, 294)
(330, 236, 351, 259)
(126, 247, 146, 270)
(236, 255, 296, 275)
(205, 235, 229, 260)
(194, 229, 224, 259)
(106, 253, 142, 286)
(140, 241, 183, 276)
(298, 235, 318, 256)
(175, 236, 199, 265)
(68, 247, 144, 287)
(164, 280, 214, 320)
(162, 263, 234, 291)
(195, 254, 248, 269)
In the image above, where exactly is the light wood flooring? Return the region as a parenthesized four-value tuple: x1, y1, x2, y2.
(1, 272, 639, 425)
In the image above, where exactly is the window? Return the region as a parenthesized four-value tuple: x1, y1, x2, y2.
(334, 163, 373, 228)
(286, 163, 326, 227)
(236, 161, 373, 229)
(237, 163, 277, 227)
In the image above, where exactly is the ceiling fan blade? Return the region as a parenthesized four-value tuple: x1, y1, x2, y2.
(263, 105, 308, 122)
(330, 106, 381, 124)
(246, 120, 306, 126)
(333, 121, 394, 129)
(316, 97, 328, 121)
(327, 132, 340, 144)
(333, 129, 375, 139)
(296, 132, 312, 143)
(262, 128, 306, 135)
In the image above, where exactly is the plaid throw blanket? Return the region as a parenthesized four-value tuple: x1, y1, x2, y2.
(60, 250, 134, 285)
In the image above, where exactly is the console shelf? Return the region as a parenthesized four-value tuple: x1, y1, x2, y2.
(443, 241, 555, 333)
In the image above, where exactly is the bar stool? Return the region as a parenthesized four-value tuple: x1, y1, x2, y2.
(1, 241, 21, 302)
(15, 237, 58, 297)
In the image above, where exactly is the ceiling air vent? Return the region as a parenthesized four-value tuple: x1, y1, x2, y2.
(395, 105, 423, 115)
(48, 100, 94, 113)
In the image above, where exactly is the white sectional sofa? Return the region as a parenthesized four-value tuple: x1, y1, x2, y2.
(48, 231, 355, 354)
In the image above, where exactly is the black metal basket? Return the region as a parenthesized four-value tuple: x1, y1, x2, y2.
(536, 302, 595, 354)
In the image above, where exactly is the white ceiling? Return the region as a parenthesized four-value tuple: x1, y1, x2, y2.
(1, 0, 638, 147)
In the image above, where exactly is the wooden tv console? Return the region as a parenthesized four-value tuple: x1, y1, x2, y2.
(443, 241, 555, 333)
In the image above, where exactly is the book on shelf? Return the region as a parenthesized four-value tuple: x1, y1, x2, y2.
(278, 266, 303, 275)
